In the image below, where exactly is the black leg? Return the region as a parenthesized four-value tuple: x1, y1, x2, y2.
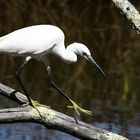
(15, 56, 33, 106)
(47, 66, 72, 103)
(46, 64, 80, 122)
(42, 56, 72, 103)
(42, 56, 93, 116)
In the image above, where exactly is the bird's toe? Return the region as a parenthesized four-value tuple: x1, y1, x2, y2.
(67, 100, 93, 116)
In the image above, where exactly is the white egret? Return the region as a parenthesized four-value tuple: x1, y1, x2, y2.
(0, 25, 105, 115)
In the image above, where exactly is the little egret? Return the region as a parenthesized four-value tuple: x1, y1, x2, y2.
(0, 25, 105, 116)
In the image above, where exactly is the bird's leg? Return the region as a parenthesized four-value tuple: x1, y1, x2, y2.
(15, 57, 47, 116)
(47, 66, 92, 116)
(15, 56, 34, 106)
(46, 65, 93, 116)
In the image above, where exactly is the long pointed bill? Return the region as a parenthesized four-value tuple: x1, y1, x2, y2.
(87, 55, 105, 76)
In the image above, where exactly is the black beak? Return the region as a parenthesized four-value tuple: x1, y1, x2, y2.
(86, 55, 105, 76)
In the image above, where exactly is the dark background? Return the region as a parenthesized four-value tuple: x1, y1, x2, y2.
(0, 0, 140, 139)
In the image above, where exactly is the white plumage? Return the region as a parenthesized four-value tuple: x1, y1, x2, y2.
(0, 25, 105, 115)
(0, 25, 64, 56)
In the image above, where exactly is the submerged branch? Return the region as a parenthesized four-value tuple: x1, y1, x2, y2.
(0, 83, 128, 140)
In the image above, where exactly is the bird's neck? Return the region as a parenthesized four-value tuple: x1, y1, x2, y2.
(53, 43, 77, 63)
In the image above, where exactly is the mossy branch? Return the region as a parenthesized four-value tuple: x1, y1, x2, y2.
(0, 83, 128, 140)
(112, 0, 140, 34)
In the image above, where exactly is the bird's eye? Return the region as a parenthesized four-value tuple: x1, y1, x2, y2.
(82, 52, 87, 56)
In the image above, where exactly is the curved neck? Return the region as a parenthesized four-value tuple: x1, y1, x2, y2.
(53, 43, 77, 63)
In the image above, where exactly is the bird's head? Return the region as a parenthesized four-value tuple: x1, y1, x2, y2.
(72, 43, 105, 75)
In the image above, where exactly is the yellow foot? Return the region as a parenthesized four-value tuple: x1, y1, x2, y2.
(22, 100, 51, 117)
(67, 100, 93, 116)
(22, 100, 51, 109)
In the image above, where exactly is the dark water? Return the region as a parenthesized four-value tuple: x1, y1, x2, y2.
(0, 0, 140, 140)
(0, 123, 79, 140)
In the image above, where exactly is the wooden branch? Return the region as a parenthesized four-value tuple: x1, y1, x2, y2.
(0, 83, 128, 140)
(0, 83, 28, 105)
(112, 0, 140, 34)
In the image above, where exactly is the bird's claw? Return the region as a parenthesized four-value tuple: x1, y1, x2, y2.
(22, 100, 51, 109)
(22, 103, 29, 107)
(22, 100, 51, 117)
(67, 100, 93, 116)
